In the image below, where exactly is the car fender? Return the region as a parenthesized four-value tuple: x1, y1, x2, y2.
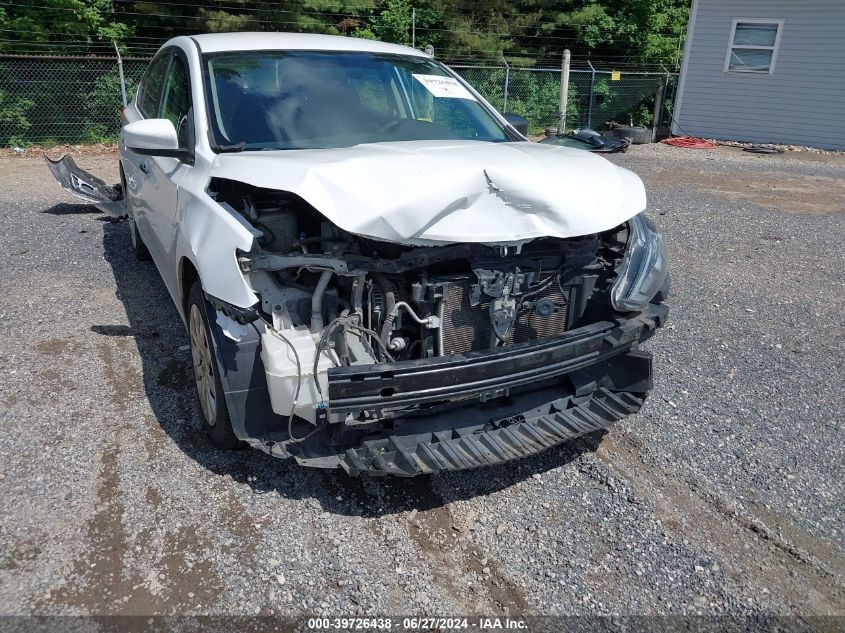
(173, 181, 259, 311)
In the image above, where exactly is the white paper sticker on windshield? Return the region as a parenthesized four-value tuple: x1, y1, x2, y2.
(412, 74, 476, 100)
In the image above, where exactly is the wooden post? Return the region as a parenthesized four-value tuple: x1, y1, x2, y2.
(559, 49, 570, 133)
(651, 83, 665, 143)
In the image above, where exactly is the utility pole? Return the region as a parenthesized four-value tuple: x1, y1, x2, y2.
(412, 7, 416, 48)
(559, 49, 570, 133)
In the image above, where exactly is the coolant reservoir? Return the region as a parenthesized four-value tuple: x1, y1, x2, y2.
(260, 326, 336, 424)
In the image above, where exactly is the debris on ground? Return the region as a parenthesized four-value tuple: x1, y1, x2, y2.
(661, 136, 718, 149)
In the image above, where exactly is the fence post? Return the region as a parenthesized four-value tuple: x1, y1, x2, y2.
(651, 84, 664, 143)
(559, 49, 570, 132)
(113, 42, 127, 108)
(502, 59, 510, 113)
(660, 63, 672, 130)
(586, 60, 596, 130)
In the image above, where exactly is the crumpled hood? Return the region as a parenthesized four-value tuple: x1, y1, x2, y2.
(211, 140, 646, 245)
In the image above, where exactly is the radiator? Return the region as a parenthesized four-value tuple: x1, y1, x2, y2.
(438, 279, 572, 355)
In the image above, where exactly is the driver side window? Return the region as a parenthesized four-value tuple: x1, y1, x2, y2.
(137, 53, 170, 118)
(161, 54, 193, 148)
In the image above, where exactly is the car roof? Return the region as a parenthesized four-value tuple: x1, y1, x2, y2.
(185, 32, 427, 57)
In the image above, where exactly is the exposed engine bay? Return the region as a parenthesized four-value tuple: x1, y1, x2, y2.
(210, 178, 633, 427)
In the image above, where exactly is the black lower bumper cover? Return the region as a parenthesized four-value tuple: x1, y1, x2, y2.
(339, 385, 645, 476)
(325, 304, 667, 476)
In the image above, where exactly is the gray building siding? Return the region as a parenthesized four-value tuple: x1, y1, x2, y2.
(674, 0, 845, 150)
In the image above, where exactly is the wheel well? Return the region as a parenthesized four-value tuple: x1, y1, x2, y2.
(179, 257, 199, 313)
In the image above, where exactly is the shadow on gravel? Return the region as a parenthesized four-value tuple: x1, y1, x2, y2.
(42, 202, 103, 215)
(98, 216, 605, 518)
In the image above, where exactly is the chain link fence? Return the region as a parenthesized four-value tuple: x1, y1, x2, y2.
(0, 55, 147, 146)
(452, 65, 678, 135)
(0, 54, 677, 146)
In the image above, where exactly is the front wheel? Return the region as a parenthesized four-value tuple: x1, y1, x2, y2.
(186, 281, 239, 449)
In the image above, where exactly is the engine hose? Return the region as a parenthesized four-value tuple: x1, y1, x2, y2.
(310, 270, 333, 333)
(380, 313, 397, 348)
(391, 301, 434, 326)
(372, 273, 397, 347)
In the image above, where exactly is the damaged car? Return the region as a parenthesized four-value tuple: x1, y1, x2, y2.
(47, 33, 669, 476)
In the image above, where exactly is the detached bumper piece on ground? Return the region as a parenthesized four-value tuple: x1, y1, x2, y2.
(539, 129, 631, 153)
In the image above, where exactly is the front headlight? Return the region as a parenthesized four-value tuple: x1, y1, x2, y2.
(610, 212, 669, 312)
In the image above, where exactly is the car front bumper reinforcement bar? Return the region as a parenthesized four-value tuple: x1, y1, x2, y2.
(327, 303, 668, 415)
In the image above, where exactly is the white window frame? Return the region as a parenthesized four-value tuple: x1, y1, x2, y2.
(723, 18, 784, 75)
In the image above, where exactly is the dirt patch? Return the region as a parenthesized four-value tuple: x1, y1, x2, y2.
(0, 143, 118, 158)
(597, 430, 845, 614)
(0, 539, 41, 572)
(404, 500, 529, 614)
(462, 542, 530, 615)
(406, 505, 473, 605)
(641, 166, 845, 215)
(35, 337, 81, 357)
(48, 339, 222, 614)
(144, 486, 162, 507)
(97, 339, 141, 410)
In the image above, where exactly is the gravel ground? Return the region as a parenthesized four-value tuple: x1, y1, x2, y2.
(0, 143, 843, 618)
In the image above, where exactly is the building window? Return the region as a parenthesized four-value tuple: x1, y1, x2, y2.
(724, 18, 784, 74)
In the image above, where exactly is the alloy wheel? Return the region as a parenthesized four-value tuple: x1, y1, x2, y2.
(189, 303, 217, 425)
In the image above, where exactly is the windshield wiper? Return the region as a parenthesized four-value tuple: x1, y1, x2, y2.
(207, 130, 246, 153)
(212, 140, 246, 153)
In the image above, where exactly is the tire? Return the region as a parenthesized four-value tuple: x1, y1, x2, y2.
(128, 209, 151, 261)
(608, 126, 652, 145)
(185, 281, 239, 449)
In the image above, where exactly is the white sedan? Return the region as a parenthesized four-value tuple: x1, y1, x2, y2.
(48, 32, 669, 476)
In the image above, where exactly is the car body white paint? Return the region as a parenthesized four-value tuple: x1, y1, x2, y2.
(210, 140, 646, 246)
(190, 31, 430, 56)
(119, 36, 260, 312)
(122, 118, 180, 151)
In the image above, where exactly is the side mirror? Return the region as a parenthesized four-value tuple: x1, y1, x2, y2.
(123, 118, 191, 161)
(502, 113, 529, 137)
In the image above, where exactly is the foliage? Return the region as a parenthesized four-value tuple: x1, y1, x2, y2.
(0, 92, 34, 147)
(0, 1, 689, 66)
(0, 1, 687, 144)
(0, 0, 131, 53)
(84, 68, 138, 142)
(502, 73, 577, 134)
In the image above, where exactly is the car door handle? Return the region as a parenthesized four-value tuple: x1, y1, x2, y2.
(139, 161, 150, 176)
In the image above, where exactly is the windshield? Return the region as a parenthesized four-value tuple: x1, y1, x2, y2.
(203, 51, 510, 150)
